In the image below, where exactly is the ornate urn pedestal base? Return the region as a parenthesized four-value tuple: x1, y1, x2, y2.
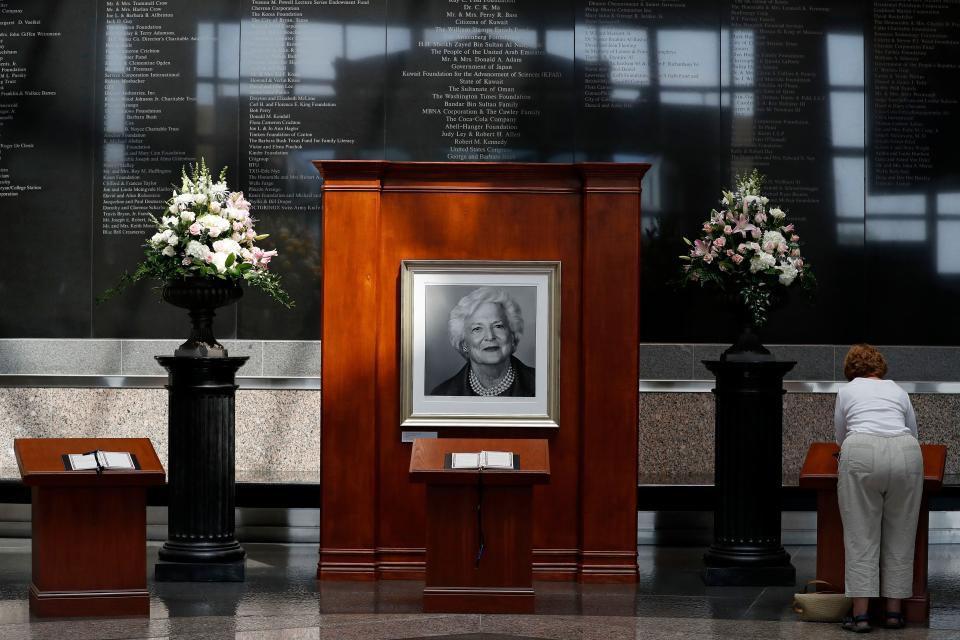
(155, 356, 248, 582)
(701, 331, 797, 586)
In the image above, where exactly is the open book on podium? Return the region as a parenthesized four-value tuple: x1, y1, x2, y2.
(63, 450, 140, 472)
(447, 450, 518, 470)
(410, 438, 549, 485)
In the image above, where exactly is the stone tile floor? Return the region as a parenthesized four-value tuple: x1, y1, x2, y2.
(0, 540, 958, 639)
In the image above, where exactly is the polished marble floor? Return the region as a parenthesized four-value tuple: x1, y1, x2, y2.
(0, 540, 959, 639)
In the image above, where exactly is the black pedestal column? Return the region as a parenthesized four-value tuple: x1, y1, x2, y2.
(702, 358, 796, 586)
(155, 356, 248, 582)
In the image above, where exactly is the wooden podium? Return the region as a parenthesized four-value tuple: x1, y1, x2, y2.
(315, 161, 649, 582)
(799, 442, 946, 622)
(409, 438, 549, 613)
(15, 438, 165, 617)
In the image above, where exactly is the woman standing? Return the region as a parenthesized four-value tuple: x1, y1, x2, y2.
(835, 344, 922, 633)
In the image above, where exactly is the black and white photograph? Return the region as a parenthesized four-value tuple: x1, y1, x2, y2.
(401, 261, 560, 428)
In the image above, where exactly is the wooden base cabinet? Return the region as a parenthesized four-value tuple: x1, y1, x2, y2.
(15, 438, 165, 617)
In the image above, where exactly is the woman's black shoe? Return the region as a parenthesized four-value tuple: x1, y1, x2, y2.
(841, 614, 872, 633)
(883, 611, 906, 629)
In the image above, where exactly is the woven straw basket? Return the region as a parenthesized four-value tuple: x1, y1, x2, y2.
(792, 580, 852, 622)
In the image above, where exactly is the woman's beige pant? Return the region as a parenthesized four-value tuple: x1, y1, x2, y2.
(838, 433, 923, 598)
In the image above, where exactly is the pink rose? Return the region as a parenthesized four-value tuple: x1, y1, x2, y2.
(791, 248, 800, 257)
(205, 254, 214, 264)
(189, 223, 202, 236)
(751, 228, 761, 239)
(208, 227, 221, 238)
(726, 249, 734, 257)
(791, 234, 799, 242)
(713, 237, 726, 248)
(795, 259, 804, 269)
(731, 254, 744, 264)
(783, 223, 795, 232)
(723, 225, 733, 235)
(703, 222, 712, 233)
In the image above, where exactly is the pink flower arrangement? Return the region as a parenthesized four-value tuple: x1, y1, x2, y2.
(679, 170, 815, 328)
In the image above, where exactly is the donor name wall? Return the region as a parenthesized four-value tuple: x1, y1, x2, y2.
(2, 0, 959, 345)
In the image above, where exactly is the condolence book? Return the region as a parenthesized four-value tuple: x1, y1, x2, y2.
(446, 450, 518, 470)
(62, 450, 140, 472)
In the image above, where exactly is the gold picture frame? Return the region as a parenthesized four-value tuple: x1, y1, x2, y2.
(400, 260, 560, 428)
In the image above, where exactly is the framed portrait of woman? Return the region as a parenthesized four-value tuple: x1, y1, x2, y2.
(400, 260, 560, 428)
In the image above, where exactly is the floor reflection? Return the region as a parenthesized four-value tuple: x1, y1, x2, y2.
(0, 540, 957, 638)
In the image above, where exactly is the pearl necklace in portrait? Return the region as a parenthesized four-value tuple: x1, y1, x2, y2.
(469, 364, 515, 396)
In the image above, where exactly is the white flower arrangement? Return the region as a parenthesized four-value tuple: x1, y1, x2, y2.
(679, 170, 814, 328)
(100, 160, 293, 307)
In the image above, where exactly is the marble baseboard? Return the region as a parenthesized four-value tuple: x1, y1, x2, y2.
(0, 388, 321, 480)
(639, 392, 960, 483)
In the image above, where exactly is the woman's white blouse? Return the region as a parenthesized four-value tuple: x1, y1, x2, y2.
(834, 377, 918, 445)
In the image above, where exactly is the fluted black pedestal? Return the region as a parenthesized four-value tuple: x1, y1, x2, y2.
(702, 358, 796, 586)
(155, 356, 248, 582)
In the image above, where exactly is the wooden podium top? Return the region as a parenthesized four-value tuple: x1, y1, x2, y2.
(15, 438, 166, 487)
(799, 441, 946, 491)
(409, 438, 550, 486)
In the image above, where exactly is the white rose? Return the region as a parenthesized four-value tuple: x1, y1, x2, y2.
(210, 251, 230, 273)
(174, 193, 195, 206)
(195, 193, 208, 205)
(161, 245, 176, 257)
(212, 238, 242, 255)
(770, 207, 785, 219)
(197, 214, 231, 233)
(166, 233, 179, 246)
(209, 201, 222, 214)
(150, 232, 165, 246)
(180, 211, 195, 223)
(161, 215, 178, 228)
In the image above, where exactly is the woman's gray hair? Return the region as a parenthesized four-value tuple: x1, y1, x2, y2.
(448, 287, 524, 355)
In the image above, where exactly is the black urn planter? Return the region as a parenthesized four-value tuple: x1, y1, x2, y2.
(162, 278, 243, 357)
(702, 329, 797, 586)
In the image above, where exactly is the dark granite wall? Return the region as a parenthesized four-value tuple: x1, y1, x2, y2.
(1, 1, 958, 346)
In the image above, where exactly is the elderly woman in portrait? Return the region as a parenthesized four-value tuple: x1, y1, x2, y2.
(835, 344, 922, 633)
(430, 287, 535, 397)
